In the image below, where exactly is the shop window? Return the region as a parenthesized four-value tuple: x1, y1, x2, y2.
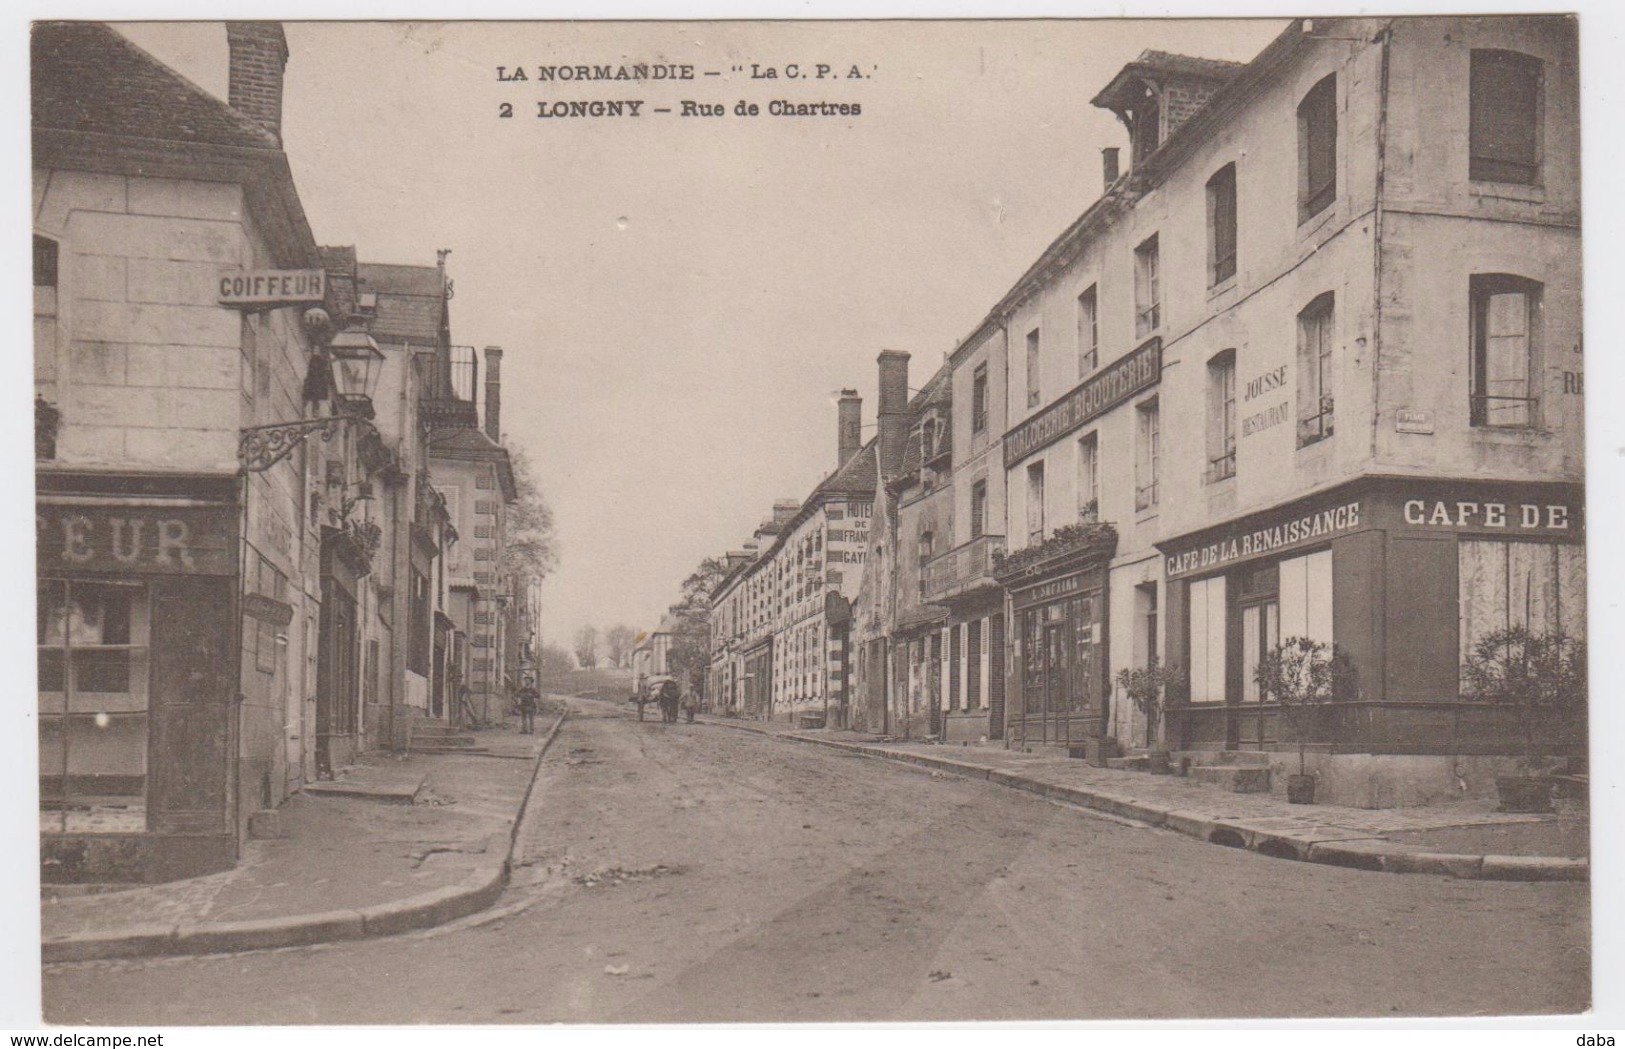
(1078, 285, 1099, 375)
(1135, 399, 1160, 511)
(1297, 293, 1336, 447)
(1207, 351, 1237, 482)
(971, 363, 988, 433)
(1187, 576, 1228, 704)
(1078, 432, 1099, 521)
(1025, 328, 1042, 408)
(1134, 235, 1161, 337)
(1279, 549, 1334, 646)
(1298, 74, 1338, 222)
(1470, 275, 1542, 428)
(1470, 50, 1542, 185)
(38, 579, 150, 831)
(1025, 461, 1046, 544)
(1459, 540, 1585, 678)
(1207, 163, 1238, 286)
(970, 479, 988, 539)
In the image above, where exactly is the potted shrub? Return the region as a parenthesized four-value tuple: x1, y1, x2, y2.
(1253, 637, 1356, 804)
(1115, 656, 1184, 774)
(1461, 626, 1587, 813)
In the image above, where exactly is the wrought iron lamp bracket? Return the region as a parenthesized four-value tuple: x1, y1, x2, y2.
(239, 415, 378, 473)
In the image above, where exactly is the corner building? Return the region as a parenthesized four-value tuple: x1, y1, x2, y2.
(997, 16, 1581, 805)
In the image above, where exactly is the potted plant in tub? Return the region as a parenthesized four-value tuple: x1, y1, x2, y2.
(1115, 656, 1184, 774)
(1461, 626, 1586, 813)
(1253, 637, 1355, 804)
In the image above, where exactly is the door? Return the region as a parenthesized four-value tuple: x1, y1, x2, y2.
(1237, 595, 1279, 749)
(1043, 617, 1071, 745)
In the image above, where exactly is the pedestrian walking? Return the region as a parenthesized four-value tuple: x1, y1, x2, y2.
(517, 680, 540, 734)
(681, 685, 699, 724)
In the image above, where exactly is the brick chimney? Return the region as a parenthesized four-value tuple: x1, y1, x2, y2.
(226, 22, 289, 145)
(483, 346, 503, 442)
(837, 388, 862, 468)
(772, 499, 800, 526)
(876, 350, 911, 482)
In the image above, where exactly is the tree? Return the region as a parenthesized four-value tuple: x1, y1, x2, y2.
(572, 625, 599, 669)
(666, 556, 728, 696)
(1461, 626, 1586, 769)
(501, 442, 559, 585)
(537, 643, 575, 680)
(604, 624, 637, 669)
(1253, 637, 1357, 776)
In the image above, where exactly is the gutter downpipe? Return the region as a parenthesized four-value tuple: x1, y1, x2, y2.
(1371, 21, 1394, 464)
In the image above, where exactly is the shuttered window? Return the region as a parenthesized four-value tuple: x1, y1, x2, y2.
(1470, 50, 1542, 185)
(1298, 74, 1337, 221)
(1207, 163, 1238, 285)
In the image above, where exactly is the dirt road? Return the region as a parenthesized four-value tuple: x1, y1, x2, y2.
(44, 700, 1589, 1023)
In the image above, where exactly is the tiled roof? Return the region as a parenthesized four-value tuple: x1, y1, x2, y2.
(1133, 50, 1247, 80)
(358, 262, 444, 298)
(358, 263, 443, 344)
(429, 427, 503, 453)
(814, 439, 878, 500)
(32, 22, 281, 151)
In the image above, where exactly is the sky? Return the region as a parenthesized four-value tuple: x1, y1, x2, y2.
(112, 18, 1288, 649)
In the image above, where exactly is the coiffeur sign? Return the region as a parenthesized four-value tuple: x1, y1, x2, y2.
(37, 505, 235, 576)
(218, 269, 326, 307)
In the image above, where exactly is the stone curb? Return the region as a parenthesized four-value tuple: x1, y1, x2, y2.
(43, 711, 570, 965)
(739, 726, 1589, 884)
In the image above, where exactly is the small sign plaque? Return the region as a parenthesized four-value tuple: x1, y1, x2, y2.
(218, 269, 326, 307)
(1395, 409, 1435, 434)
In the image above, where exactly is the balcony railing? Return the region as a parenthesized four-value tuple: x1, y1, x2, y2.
(418, 347, 479, 429)
(920, 534, 1006, 603)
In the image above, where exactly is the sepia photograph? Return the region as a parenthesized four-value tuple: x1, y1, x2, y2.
(19, 4, 1609, 1032)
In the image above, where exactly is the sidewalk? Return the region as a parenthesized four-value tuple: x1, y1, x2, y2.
(702, 713, 1588, 882)
(42, 713, 565, 964)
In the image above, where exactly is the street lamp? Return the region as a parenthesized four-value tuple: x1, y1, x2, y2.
(238, 324, 385, 473)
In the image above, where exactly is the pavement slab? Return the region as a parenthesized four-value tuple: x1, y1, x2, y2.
(699, 713, 1587, 876)
(41, 716, 560, 959)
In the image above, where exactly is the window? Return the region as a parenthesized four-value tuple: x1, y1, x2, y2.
(918, 528, 935, 564)
(1297, 293, 1335, 447)
(967, 620, 982, 710)
(1187, 576, 1227, 704)
(1025, 462, 1046, 544)
(1279, 549, 1334, 647)
(970, 479, 988, 539)
(1135, 399, 1160, 511)
(34, 235, 58, 288)
(1207, 163, 1238, 285)
(1207, 350, 1237, 482)
(1025, 328, 1042, 408)
(1077, 432, 1099, 521)
(1471, 275, 1542, 428)
(1471, 50, 1542, 185)
(38, 580, 151, 830)
(1137, 583, 1159, 666)
(409, 568, 431, 675)
(971, 363, 988, 433)
(1077, 285, 1099, 375)
(1298, 74, 1337, 221)
(1459, 540, 1585, 678)
(1134, 235, 1161, 337)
